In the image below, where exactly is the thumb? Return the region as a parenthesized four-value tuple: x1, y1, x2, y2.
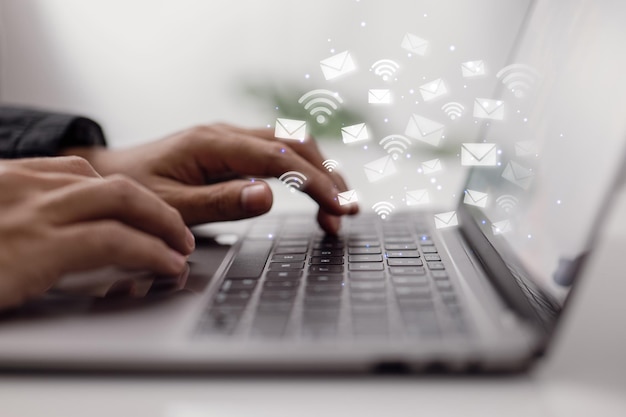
(174, 180, 273, 225)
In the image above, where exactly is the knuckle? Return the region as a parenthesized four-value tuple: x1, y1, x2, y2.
(91, 221, 125, 254)
(204, 184, 237, 216)
(105, 175, 140, 204)
(58, 156, 95, 175)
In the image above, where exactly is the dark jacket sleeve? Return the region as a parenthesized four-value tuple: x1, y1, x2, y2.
(0, 106, 106, 158)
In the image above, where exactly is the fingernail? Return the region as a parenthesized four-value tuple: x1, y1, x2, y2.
(241, 184, 270, 213)
(169, 250, 187, 271)
(185, 228, 195, 251)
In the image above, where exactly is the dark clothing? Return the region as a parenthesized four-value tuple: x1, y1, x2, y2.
(0, 106, 106, 158)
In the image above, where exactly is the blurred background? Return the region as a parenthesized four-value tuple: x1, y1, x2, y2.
(0, 0, 531, 213)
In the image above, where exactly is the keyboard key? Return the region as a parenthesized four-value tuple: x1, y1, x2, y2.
(385, 250, 421, 258)
(220, 279, 257, 292)
(389, 266, 426, 276)
(383, 236, 416, 243)
(314, 242, 344, 250)
(260, 290, 297, 301)
(307, 274, 343, 284)
(264, 280, 300, 289)
(431, 270, 449, 280)
(276, 240, 309, 247)
(350, 281, 386, 292)
(427, 262, 445, 270)
(304, 295, 342, 307)
(257, 303, 293, 314)
(305, 284, 343, 295)
(225, 240, 273, 279)
(310, 256, 344, 265)
(213, 291, 252, 305)
(265, 271, 302, 281)
(349, 263, 384, 271)
(387, 258, 423, 266)
(351, 292, 386, 304)
(268, 262, 305, 271)
(385, 243, 418, 250)
(423, 254, 441, 262)
(395, 286, 431, 298)
(348, 254, 383, 263)
(348, 247, 382, 255)
(309, 265, 344, 274)
(312, 249, 343, 257)
(349, 271, 385, 281)
(271, 254, 306, 262)
(348, 240, 380, 248)
(274, 246, 308, 254)
(435, 280, 453, 290)
(419, 239, 435, 246)
(398, 299, 435, 311)
(391, 275, 429, 286)
(421, 246, 438, 254)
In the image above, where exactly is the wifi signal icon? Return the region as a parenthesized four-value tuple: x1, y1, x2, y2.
(279, 171, 307, 193)
(372, 201, 395, 220)
(322, 159, 339, 173)
(298, 89, 344, 124)
(370, 59, 400, 81)
(496, 194, 519, 213)
(441, 102, 465, 120)
(379, 135, 411, 160)
(496, 64, 539, 98)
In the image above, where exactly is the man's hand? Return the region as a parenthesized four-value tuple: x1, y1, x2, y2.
(0, 157, 194, 309)
(65, 124, 358, 233)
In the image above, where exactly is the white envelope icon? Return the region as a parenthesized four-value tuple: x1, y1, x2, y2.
(406, 189, 430, 206)
(492, 220, 512, 235)
(405, 114, 445, 147)
(461, 143, 497, 166)
(363, 155, 397, 183)
(461, 60, 486, 78)
(515, 140, 539, 157)
(274, 118, 307, 141)
(463, 189, 489, 208)
(421, 158, 442, 175)
(320, 50, 356, 81)
(502, 161, 534, 189)
(419, 78, 448, 102)
(368, 89, 391, 104)
(338, 189, 358, 206)
(473, 98, 505, 120)
(341, 123, 369, 144)
(400, 33, 429, 56)
(434, 211, 459, 229)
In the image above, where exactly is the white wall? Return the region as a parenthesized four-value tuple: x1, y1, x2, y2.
(0, 0, 530, 147)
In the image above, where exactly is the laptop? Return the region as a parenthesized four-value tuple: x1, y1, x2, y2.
(0, 0, 625, 373)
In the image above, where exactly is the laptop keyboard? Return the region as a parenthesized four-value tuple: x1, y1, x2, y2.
(197, 215, 469, 341)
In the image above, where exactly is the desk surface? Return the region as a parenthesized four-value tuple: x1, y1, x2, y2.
(0, 171, 625, 417)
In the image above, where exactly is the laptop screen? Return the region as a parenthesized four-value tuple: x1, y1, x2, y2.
(463, 0, 626, 304)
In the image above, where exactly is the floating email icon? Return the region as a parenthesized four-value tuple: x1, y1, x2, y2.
(406, 189, 430, 206)
(275, 118, 307, 141)
(461, 60, 486, 78)
(368, 89, 391, 104)
(515, 140, 539, 157)
(341, 123, 369, 144)
(338, 189, 358, 206)
(492, 220, 512, 235)
(363, 155, 397, 183)
(461, 143, 497, 166)
(473, 98, 505, 120)
(502, 161, 534, 189)
(434, 211, 459, 229)
(405, 114, 445, 147)
(400, 33, 429, 56)
(320, 50, 356, 81)
(421, 158, 442, 175)
(463, 189, 489, 208)
(419, 78, 448, 102)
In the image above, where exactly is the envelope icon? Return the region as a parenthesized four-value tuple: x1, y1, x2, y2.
(338, 189, 358, 206)
(368, 89, 391, 104)
(341, 123, 369, 144)
(502, 161, 534, 189)
(406, 189, 430, 206)
(463, 189, 489, 208)
(461, 143, 497, 166)
(473, 98, 505, 120)
(405, 114, 444, 147)
(320, 50, 356, 81)
(274, 118, 307, 141)
(363, 155, 397, 183)
(461, 60, 486, 78)
(400, 33, 429, 56)
(421, 158, 442, 175)
(434, 211, 459, 229)
(419, 78, 448, 102)
(515, 140, 538, 157)
(492, 220, 512, 235)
